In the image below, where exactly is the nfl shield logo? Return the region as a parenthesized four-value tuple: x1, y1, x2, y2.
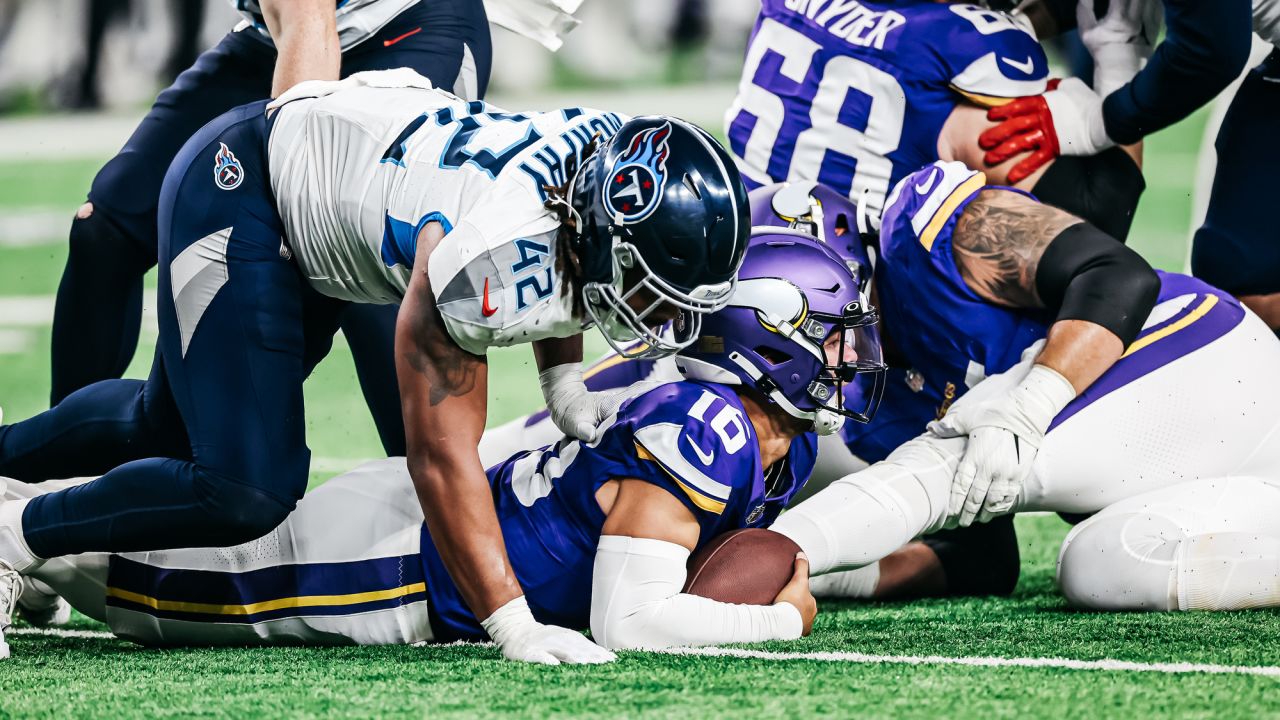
(213, 143, 244, 191)
(604, 122, 672, 224)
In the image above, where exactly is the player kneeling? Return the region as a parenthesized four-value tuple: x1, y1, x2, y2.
(0, 231, 884, 657)
(767, 166, 1280, 613)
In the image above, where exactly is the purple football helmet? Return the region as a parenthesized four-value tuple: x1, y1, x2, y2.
(748, 181, 878, 288)
(674, 229, 887, 435)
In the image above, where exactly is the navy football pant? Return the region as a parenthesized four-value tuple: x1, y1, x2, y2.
(49, 0, 492, 457)
(1191, 47, 1280, 299)
(3, 103, 344, 556)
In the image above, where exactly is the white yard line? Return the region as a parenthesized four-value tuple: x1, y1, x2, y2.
(0, 294, 158, 335)
(0, 209, 72, 247)
(0, 328, 33, 354)
(0, 85, 737, 163)
(657, 646, 1280, 677)
(9, 627, 116, 639)
(10, 627, 1280, 677)
(0, 295, 55, 327)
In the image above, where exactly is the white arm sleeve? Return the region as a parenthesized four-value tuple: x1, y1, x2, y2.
(589, 535, 803, 651)
(771, 433, 964, 575)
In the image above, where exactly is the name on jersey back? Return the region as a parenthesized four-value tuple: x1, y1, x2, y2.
(782, 0, 907, 50)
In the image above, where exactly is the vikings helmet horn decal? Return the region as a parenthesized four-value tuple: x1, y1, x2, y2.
(604, 121, 672, 224)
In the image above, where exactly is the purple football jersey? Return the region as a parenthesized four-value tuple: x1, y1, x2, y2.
(418, 380, 817, 641)
(726, 0, 1048, 214)
(840, 162, 1248, 463)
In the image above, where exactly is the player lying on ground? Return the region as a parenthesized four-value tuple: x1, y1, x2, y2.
(725, 0, 1145, 241)
(484, 156, 1166, 598)
(0, 231, 886, 657)
(0, 70, 750, 664)
(768, 164, 1280, 610)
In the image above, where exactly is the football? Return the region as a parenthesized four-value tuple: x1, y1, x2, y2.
(683, 528, 802, 605)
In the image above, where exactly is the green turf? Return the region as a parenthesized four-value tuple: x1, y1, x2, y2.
(0, 158, 103, 210)
(4, 107, 1279, 718)
(6, 515, 1279, 719)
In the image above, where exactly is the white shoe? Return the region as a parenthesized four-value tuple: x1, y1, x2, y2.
(0, 558, 23, 660)
(17, 578, 70, 627)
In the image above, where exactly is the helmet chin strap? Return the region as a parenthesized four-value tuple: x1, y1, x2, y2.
(726, 352, 845, 436)
(812, 408, 846, 436)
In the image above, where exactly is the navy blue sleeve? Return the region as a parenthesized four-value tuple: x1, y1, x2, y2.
(1102, 0, 1253, 144)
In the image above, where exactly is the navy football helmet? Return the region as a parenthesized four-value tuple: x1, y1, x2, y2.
(567, 116, 750, 359)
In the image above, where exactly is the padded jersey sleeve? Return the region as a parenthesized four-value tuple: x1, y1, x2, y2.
(880, 160, 988, 261)
(612, 383, 759, 527)
(936, 4, 1049, 106)
(428, 220, 576, 356)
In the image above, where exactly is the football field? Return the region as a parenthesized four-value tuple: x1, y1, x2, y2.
(3, 106, 1279, 718)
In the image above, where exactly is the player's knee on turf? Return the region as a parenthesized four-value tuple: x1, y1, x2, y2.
(191, 469, 298, 546)
(1057, 511, 1181, 611)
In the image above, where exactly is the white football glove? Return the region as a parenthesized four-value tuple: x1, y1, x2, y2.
(1078, 0, 1164, 97)
(540, 363, 663, 443)
(1044, 77, 1114, 157)
(931, 364, 1075, 527)
(481, 596, 616, 665)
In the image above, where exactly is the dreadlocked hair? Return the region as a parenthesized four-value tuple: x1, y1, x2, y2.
(542, 133, 600, 317)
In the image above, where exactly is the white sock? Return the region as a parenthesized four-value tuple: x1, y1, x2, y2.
(1177, 532, 1280, 611)
(0, 498, 42, 573)
(809, 563, 881, 599)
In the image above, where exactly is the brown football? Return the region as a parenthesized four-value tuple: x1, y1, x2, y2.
(683, 528, 802, 605)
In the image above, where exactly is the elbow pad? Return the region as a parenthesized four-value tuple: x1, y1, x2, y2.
(1031, 149, 1145, 241)
(1035, 222, 1159, 347)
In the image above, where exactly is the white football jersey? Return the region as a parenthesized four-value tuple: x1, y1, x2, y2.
(267, 70, 628, 355)
(1256, 0, 1280, 45)
(230, 0, 420, 51)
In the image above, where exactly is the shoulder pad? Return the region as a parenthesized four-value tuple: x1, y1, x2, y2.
(430, 222, 566, 355)
(882, 161, 986, 255)
(627, 383, 756, 516)
(941, 5, 1048, 104)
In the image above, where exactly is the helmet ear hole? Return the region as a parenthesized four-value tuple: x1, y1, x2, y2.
(833, 213, 850, 237)
(683, 173, 702, 200)
(754, 345, 792, 366)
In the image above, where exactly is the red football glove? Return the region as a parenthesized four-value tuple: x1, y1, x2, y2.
(979, 78, 1061, 185)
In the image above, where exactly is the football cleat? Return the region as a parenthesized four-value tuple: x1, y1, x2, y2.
(0, 557, 22, 660)
(17, 578, 70, 628)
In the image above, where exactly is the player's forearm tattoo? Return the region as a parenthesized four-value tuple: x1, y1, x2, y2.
(405, 274, 485, 406)
(951, 189, 1081, 308)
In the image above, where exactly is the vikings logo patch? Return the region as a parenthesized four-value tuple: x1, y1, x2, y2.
(604, 122, 672, 224)
(213, 143, 244, 191)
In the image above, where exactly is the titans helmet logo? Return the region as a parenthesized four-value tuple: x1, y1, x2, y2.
(213, 143, 244, 191)
(604, 122, 672, 225)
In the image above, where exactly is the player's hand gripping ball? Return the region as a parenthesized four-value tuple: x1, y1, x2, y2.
(684, 529, 816, 635)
